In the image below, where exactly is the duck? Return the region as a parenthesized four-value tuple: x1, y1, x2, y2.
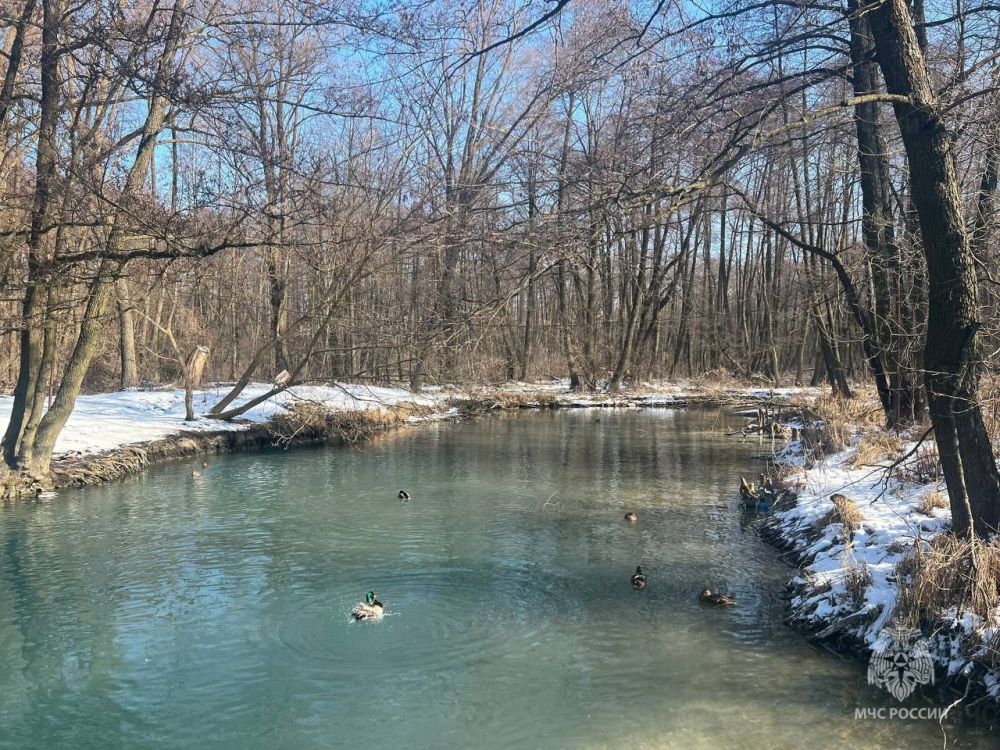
(351, 591, 385, 621)
(624, 512, 638, 523)
(398, 490, 410, 501)
(630, 566, 647, 589)
(202, 461, 209, 468)
(699, 588, 735, 606)
(191, 470, 202, 478)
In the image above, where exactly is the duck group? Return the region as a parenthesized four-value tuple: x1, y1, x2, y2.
(350, 488, 737, 621)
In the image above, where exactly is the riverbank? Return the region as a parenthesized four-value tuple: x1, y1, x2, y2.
(761, 395, 1000, 713)
(7, 379, 813, 492)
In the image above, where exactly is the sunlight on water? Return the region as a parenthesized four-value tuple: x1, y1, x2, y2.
(0, 409, 992, 749)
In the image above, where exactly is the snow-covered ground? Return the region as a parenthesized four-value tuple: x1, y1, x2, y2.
(493, 379, 817, 404)
(0, 383, 447, 457)
(769, 428, 999, 700)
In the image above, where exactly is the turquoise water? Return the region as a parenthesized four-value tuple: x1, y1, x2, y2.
(0, 409, 991, 749)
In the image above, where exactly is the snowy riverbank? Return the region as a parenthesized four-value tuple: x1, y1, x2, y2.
(0, 383, 449, 458)
(766, 422, 1000, 706)
(1, 379, 817, 460)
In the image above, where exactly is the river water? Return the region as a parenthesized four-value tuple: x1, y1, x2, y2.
(0, 409, 991, 748)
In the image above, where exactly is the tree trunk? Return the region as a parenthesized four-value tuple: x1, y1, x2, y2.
(183, 346, 209, 421)
(117, 278, 139, 389)
(2, 0, 60, 470)
(869, 0, 1000, 536)
(848, 1, 917, 424)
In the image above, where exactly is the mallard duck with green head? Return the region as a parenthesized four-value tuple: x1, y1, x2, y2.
(630, 566, 647, 589)
(699, 588, 735, 606)
(351, 591, 385, 621)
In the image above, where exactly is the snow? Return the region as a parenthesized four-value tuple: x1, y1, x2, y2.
(0, 383, 446, 457)
(769, 424, 1000, 702)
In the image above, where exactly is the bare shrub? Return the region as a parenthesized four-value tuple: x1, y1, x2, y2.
(980, 374, 1000, 453)
(894, 443, 941, 485)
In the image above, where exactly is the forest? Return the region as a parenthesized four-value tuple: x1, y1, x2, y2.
(0, 2, 999, 504)
(2, 0, 1000, 742)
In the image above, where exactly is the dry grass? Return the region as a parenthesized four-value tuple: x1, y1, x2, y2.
(843, 554, 873, 609)
(803, 420, 852, 455)
(895, 537, 1000, 672)
(690, 368, 746, 391)
(793, 391, 891, 459)
(812, 391, 887, 428)
(269, 401, 434, 445)
(896, 535, 1000, 629)
(916, 489, 949, 516)
(849, 430, 902, 468)
(454, 390, 558, 416)
(833, 493, 865, 535)
(814, 493, 865, 538)
(886, 538, 912, 555)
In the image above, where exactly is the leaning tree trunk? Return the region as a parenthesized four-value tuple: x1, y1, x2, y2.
(869, 0, 1000, 536)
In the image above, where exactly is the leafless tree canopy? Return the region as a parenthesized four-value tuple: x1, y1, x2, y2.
(0, 0, 998, 529)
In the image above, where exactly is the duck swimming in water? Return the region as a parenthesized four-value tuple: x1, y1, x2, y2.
(624, 512, 638, 523)
(351, 591, 385, 621)
(630, 566, 647, 589)
(699, 588, 735, 606)
(398, 490, 410, 501)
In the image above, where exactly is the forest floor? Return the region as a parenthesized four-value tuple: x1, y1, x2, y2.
(765, 394, 1000, 709)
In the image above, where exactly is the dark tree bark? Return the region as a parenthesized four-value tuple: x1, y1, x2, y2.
(848, 0, 920, 424)
(868, 0, 1000, 536)
(2, 0, 61, 471)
